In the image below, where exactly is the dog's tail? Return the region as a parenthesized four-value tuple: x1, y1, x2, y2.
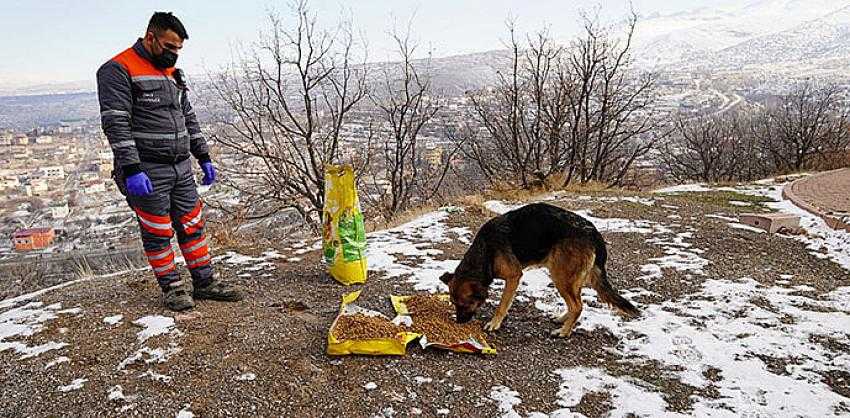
(589, 243, 639, 318)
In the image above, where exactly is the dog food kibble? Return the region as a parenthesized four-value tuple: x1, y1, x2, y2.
(333, 314, 407, 341)
(405, 295, 488, 345)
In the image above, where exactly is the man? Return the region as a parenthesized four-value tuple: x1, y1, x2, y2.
(97, 12, 242, 311)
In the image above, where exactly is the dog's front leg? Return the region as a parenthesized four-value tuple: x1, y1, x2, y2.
(485, 274, 520, 332)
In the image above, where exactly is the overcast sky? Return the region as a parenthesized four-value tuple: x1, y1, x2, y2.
(0, 0, 737, 87)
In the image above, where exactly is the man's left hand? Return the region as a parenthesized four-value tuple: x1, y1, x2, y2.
(200, 161, 216, 186)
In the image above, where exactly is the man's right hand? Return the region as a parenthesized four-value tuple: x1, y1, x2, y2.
(126, 172, 154, 196)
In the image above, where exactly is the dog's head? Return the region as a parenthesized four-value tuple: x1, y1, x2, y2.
(440, 272, 488, 323)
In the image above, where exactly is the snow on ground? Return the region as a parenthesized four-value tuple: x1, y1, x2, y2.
(733, 183, 850, 271)
(176, 405, 194, 418)
(366, 209, 470, 292)
(654, 184, 713, 193)
(489, 386, 524, 418)
(45, 356, 70, 369)
(211, 251, 279, 272)
(378, 185, 850, 416)
(57, 378, 87, 392)
(235, 372, 257, 381)
(132, 315, 176, 343)
(103, 314, 123, 325)
(0, 299, 80, 359)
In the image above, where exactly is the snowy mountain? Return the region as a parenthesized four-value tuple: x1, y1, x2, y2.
(702, 5, 850, 72)
(633, 0, 850, 70)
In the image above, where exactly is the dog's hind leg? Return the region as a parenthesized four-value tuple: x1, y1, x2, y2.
(485, 252, 523, 332)
(549, 244, 595, 338)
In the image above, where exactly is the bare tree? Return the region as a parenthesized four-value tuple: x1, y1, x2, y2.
(209, 0, 368, 225)
(465, 23, 563, 188)
(660, 112, 763, 182)
(563, 12, 662, 186)
(464, 13, 662, 189)
(361, 24, 458, 218)
(764, 82, 849, 171)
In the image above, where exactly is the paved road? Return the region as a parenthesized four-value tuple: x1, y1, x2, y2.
(788, 168, 850, 216)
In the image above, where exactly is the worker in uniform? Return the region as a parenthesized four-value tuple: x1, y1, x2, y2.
(97, 12, 242, 311)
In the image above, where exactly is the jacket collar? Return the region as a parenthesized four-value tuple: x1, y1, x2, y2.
(133, 38, 154, 64)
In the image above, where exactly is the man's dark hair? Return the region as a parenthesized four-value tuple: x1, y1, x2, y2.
(147, 12, 189, 40)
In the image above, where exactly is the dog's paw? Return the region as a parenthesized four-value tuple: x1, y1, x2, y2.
(484, 318, 502, 332)
(551, 313, 568, 324)
(550, 328, 571, 338)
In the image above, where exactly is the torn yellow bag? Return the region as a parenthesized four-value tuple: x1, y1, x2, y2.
(327, 291, 420, 356)
(322, 165, 367, 285)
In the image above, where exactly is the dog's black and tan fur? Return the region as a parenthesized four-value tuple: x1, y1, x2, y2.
(440, 203, 639, 337)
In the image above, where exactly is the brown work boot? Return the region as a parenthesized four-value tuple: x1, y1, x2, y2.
(163, 281, 195, 311)
(193, 279, 243, 302)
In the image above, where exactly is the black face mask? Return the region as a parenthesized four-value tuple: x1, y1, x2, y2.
(152, 37, 178, 69)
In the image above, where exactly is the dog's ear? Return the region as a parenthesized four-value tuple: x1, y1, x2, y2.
(439, 272, 454, 284)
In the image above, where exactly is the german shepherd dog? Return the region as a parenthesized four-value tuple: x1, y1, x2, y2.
(440, 203, 639, 337)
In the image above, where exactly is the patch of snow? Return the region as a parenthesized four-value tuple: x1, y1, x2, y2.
(414, 376, 432, 385)
(489, 386, 523, 418)
(236, 372, 257, 381)
(575, 210, 660, 234)
(45, 356, 70, 369)
(132, 315, 176, 343)
(483, 200, 521, 215)
(436, 409, 450, 416)
(1, 301, 74, 359)
(552, 368, 670, 416)
(728, 222, 766, 233)
(366, 210, 460, 292)
(118, 344, 182, 370)
(729, 200, 752, 206)
(364, 382, 378, 391)
(654, 183, 712, 193)
(706, 214, 738, 222)
(0, 279, 87, 310)
(103, 315, 123, 325)
(57, 378, 87, 392)
(107, 385, 124, 401)
(139, 370, 172, 383)
(176, 405, 194, 418)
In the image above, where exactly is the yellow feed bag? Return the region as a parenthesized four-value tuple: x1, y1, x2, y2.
(322, 165, 367, 285)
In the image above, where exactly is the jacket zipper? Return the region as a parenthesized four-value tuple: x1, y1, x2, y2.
(165, 70, 179, 160)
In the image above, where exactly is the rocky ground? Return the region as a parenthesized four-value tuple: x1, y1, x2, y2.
(1, 178, 849, 417)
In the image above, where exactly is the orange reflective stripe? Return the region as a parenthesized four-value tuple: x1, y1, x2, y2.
(112, 47, 175, 78)
(134, 207, 171, 224)
(179, 201, 202, 223)
(183, 245, 209, 263)
(187, 254, 211, 269)
(133, 207, 173, 237)
(153, 263, 176, 277)
(179, 235, 206, 251)
(148, 252, 175, 268)
(184, 219, 205, 236)
(145, 246, 172, 258)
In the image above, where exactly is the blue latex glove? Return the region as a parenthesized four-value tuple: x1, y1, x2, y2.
(125, 172, 154, 196)
(200, 161, 216, 186)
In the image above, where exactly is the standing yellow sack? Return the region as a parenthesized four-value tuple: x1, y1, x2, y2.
(322, 165, 367, 285)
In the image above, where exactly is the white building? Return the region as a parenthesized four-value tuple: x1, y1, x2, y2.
(50, 202, 70, 219)
(41, 165, 65, 180)
(35, 135, 54, 145)
(84, 181, 106, 194)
